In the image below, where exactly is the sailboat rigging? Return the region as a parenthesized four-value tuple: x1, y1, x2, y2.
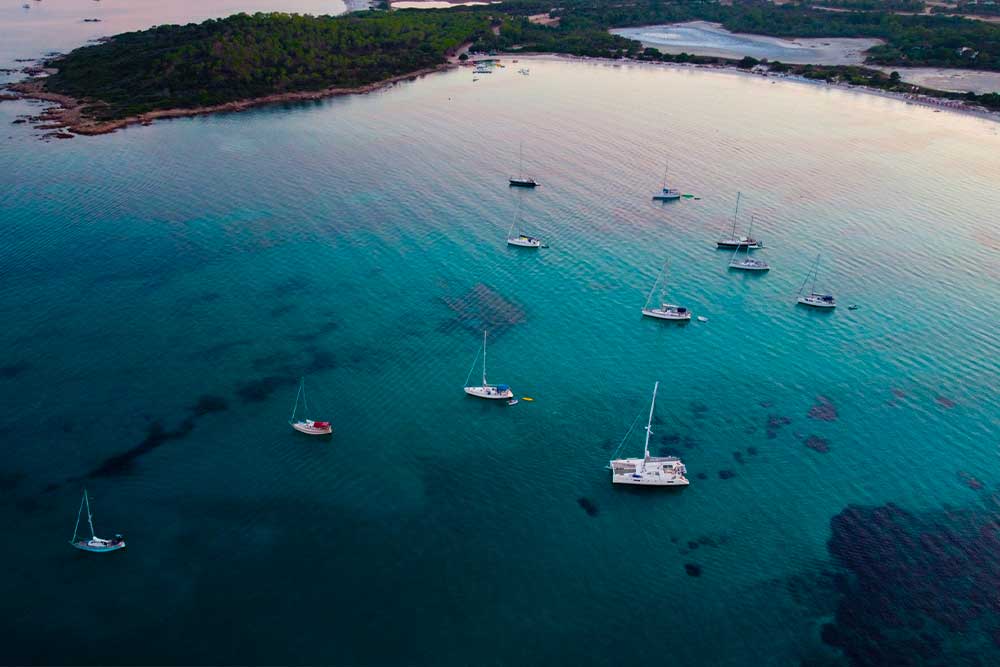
(69, 489, 125, 553)
(506, 197, 544, 248)
(289, 377, 333, 435)
(652, 161, 681, 201)
(463, 330, 514, 399)
(717, 192, 762, 249)
(641, 260, 692, 321)
(796, 254, 836, 308)
(509, 142, 539, 188)
(728, 215, 770, 272)
(609, 382, 689, 486)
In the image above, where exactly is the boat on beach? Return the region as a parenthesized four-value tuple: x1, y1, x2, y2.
(289, 377, 332, 435)
(641, 260, 692, 321)
(717, 192, 762, 249)
(652, 161, 682, 201)
(609, 382, 689, 486)
(70, 489, 125, 553)
(797, 254, 836, 308)
(464, 330, 514, 399)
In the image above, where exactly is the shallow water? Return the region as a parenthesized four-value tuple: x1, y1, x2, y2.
(1, 54, 999, 665)
(612, 21, 882, 65)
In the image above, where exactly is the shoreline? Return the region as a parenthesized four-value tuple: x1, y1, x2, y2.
(5, 63, 453, 137)
(507, 52, 1000, 124)
(5, 48, 998, 138)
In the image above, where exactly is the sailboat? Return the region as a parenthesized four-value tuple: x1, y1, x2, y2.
(506, 199, 543, 248)
(641, 260, 691, 321)
(797, 254, 836, 308)
(609, 382, 689, 486)
(463, 330, 514, 399)
(509, 142, 538, 188)
(717, 192, 762, 249)
(70, 489, 125, 553)
(289, 377, 332, 435)
(652, 161, 681, 201)
(728, 215, 770, 272)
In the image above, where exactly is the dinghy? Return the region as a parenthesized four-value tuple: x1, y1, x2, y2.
(70, 489, 125, 553)
(289, 377, 333, 435)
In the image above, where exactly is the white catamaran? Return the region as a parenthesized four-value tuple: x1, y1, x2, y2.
(289, 377, 332, 435)
(463, 330, 514, 399)
(797, 254, 836, 308)
(610, 382, 689, 486)
(717, 192, 762, 249)
(728, 215, 770, 272)
(70, 489, 125, 553)
(641, 260, 692, 321)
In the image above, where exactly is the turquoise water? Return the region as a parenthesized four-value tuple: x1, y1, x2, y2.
(2, 57, 999, 664)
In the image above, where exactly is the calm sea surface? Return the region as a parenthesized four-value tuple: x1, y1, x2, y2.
(1, 43, 999, 666)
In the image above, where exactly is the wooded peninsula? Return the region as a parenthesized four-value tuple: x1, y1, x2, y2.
(7, 0, 1000, 134)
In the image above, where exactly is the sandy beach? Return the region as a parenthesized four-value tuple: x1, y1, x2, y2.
(611, 21, 884, 66)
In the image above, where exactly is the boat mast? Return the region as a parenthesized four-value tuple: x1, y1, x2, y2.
(290, 378, 303, 423)
(811, 254, 820, 294)
(662, 161, 669, 190)
(481, 330, 488, 386)
(643, 262, 664, 310)
(518, 141, 524, 179)
(731, 192, 741, 239)
(643, 381, 659, 465)
(85, 489, 96, 539)
(72, 490, 85, 542)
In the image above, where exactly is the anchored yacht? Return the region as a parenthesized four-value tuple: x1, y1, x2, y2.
(610, 382, 689, 487)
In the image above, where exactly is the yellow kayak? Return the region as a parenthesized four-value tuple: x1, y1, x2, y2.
(521, 397, 534, 402)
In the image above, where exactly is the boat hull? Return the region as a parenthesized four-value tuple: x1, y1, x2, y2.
(611, 474, 690, 486)
(509, 179, 538, 188)
(642, 308, 691, 321)
(71, 540, 126, 553)
(797, 296, 836, 309)
(729, 262, 770, 272)
(464, 386, 514, 399)
(653, 194, 681, 201)
(717, 240, 760, 249)
(291, 421, 332, 435)
(507, 237, 541, 247)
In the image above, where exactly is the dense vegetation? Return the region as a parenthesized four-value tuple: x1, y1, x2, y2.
(32, 1, 1000, 120)
(471, 0, 1000, 71)
(811, 0, 926, 11)
(933, 0, 1000, 15)
(43, 11, 492, 118)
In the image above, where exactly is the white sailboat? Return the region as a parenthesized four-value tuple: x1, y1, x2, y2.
(641, 260, 691, 321)
(797, 254, 836, 308)
(610, 382, 689, 486)
(728, 215, 770, 272)
(506, 198, 544, 247)
(69, 489, 125, 553)
(652, 161, 681, 201)
(463, 330, 513, 399)
(717, 192, 762, 249)
(289, 377, 332, 435)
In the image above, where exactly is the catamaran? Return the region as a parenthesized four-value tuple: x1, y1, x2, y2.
(641, 260, 691, 321)
(506, 199, 543, 247)
(717, 192, 762, 249)
(652, 161, 681, 201)
(728, 216, 770, 272)
(289, 377, 332, 435)
(70, 489, 125, 553)
(509, 142, 538, 188)
(609, 382, 689, 486)
(463, 330, 513, 399)
(797, 254, 836, 308)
